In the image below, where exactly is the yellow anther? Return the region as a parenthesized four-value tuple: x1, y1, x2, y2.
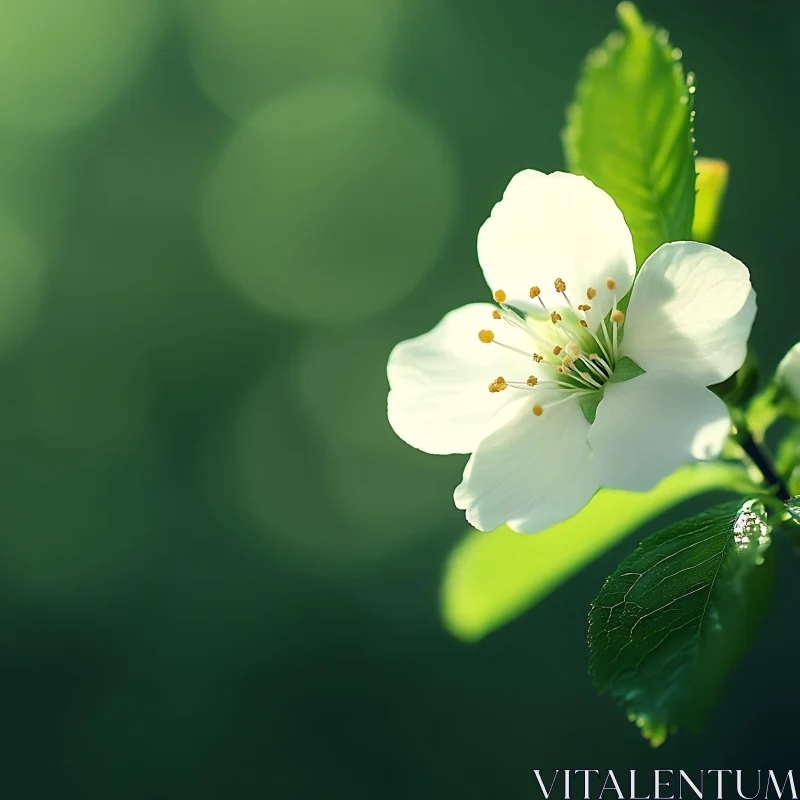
(491, 309, 502, 319)
(606, 278, 617, 291)
(527, 375, 538, 386)
(562, 355, 574, 367)
(478, 329, 495, 343)
(488, 376, 508, 393)
(532, 403, 543, 416)
(529, 286, 541, 298)
(533, 353, 544, 363)
(578, 304, 591, 312)
(580, 319, 588, 328)
(494, 289, 507, 303)
(554, 278, 566, 293)
(553, 345, 563, 355)
(611, 309, 625, 324)
(550, 311, 562, 324)
(589, 353, 599, 360)
(587, 287, 597, 300)
(566, 342, 581, 356)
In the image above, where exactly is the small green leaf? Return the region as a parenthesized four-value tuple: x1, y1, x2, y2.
(609, 355, 645, 383)
(786, 496, 800, 524)
(563, 2, 696, 267)
(579, 391, 603, 424)
(693, 157, 729, 243)
(589, 499, 774, 746)
(709, 348, 759, 407)
(441, 463, 759, 642)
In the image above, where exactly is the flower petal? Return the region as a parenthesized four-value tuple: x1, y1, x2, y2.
(621, 241, 756, 386)
(387, 303, 535, 455)
(477, 170, 636, 322)
(588, 373, 731, 492)
(454, 397, 600, 533)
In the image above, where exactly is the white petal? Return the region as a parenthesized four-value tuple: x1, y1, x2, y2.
(588, 373, 731, 492)
(621, 241, 756, 386)
(454, 397, 600, 533)
(387, 303, 536, 455)
(477, 170, 636, 321)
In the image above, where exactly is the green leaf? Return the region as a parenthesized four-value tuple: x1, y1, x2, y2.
(608, 355, 645, 383)
(693, 157, 729, 243)
(786, 496, 800, 524)
(441, 463, 758, 643)
(589, 498, 774, 747)
(563, 2, 696, 267)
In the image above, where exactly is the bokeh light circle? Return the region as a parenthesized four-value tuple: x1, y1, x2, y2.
(184, 0, 400, 120)
(0, 0, 163, 131)
(202, 84, 458, 325)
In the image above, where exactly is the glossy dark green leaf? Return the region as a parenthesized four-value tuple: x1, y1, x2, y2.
(563, 2, 696, 267)
(589, 499, 774, 746)
(786, 496, 800, 524)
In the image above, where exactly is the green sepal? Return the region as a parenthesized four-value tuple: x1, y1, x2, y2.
(709, 349, 759, 407)
(608, 355, 645, 384)
(579, 390, 603, 424)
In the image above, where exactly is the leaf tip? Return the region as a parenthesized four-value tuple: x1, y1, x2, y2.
(615, 1, 643, 30)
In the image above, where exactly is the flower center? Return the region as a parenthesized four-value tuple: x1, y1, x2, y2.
(477, 277, 626, 416)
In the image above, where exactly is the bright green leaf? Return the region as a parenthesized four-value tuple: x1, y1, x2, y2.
(441, 463, 758, 643)
(589, 499, 774, 747)
(693, 157, 729, 243)
(608, 355, 645, 383)
(563, 1, 696, 267)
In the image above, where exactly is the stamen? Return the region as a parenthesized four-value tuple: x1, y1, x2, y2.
(494, 289, 507, 303)
(566, 342, 581, 356)
(611, 309, 624, 356)
(532, 403, 543, 416)
(578, 304, 591, 312)
(554, 278, 566, 293)
(587, 287, 597, 300)
(606, 278, 617, 291)
(562, 355, 575, 368)
(533, 353, 544, 363)
(491, 309, 502, 320)
(579, 320, 588, 328)
(526, 375, 538, 386)
(478, 329, 495, 343)
(578, 370, 602, 389)
(493, 339, 536, 358)
(553, 346, 563, 356)
(488, 376, 508, 393)
(550, 311, 562, 324)
(529, 286, 541, 298)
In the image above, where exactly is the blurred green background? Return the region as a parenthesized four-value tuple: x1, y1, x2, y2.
(0, 0, 798, 796)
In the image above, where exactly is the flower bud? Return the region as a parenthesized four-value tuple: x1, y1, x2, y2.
(777, 343, 800, 401)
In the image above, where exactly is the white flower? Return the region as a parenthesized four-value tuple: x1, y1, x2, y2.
(777, 343, 800, 401)
(387, 170, 757, 533)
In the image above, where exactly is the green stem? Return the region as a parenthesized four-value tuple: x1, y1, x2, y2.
(737, 428, 790, 502)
